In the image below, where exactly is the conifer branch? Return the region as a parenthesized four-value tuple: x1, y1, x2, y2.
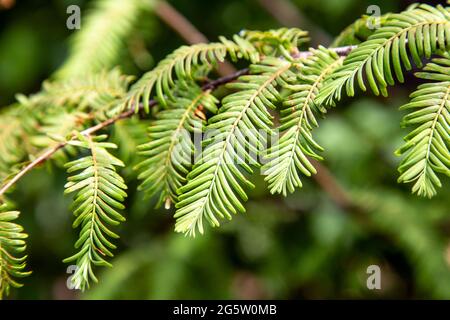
(0, 44, 357, 199)
(0, 67, 252, 198)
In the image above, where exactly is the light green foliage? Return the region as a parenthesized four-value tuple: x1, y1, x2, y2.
(0, 204, 31, 299)
(63, 134, 127, 291)
(136, 81, 219, 209)
(396, 54, 450, 198)
(0, 70, 134, 180)
(174, 57, 294, 236)
(263, 47, 343, 195)
(317, 4, 450, 105)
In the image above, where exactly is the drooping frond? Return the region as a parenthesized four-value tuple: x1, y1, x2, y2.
(317, 4, 450, 106)
(120, 36, 259, 111)
(135, 81, 219, 209)
(36, 69, 133, 115)
(57, 0, 153, 78)
(0, 203, 31, 299)
(63, 134, 127, 291)
(263, 47, 344, 195)
(241, 28, 309, 54)
(174, 57, 294, 236)
(396, 54, 450, 198)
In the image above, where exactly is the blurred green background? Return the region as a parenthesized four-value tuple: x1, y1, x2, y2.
(1, 0, 449, 299)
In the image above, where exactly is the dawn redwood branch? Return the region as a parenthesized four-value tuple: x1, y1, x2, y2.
(0, 44, 357, 198)
(0, 68, 248, 197)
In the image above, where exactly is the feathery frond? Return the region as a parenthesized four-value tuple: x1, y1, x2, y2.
(317, 4, 450, 105)
(136, 81, 218, 209)
(0, 203, 31, 299)
(63, 134, 127, 291)
(396, 54, 450, 198)
(263, 47, 344, 195)
(120, 36, 259, 111)
(174, 57, 293, 236)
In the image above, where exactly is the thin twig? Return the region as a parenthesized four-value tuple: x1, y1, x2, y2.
(202, 68, 249, 90)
